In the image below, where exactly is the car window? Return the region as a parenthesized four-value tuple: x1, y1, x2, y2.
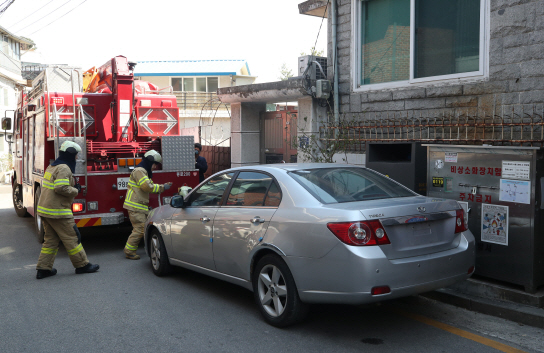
(289, 168, 416, 204)
(189, 172, 235, 206)
(226, 172, 273, 207)
(264, 182, 281, 207)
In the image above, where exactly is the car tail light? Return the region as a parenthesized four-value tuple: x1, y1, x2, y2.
(455, 209, 468, 233)
(371, 286, 391, 295)
(72, 203, 84, 212)
(327, 220, 390, 246)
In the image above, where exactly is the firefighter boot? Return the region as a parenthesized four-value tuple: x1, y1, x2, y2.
(125, 252, 141, 260)
(75, 263, 100, 274)
(36, 268, 57, 279)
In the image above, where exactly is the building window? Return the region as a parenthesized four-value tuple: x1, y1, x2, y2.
(356, 0, 486, 89)
(171, 77, 220, 92)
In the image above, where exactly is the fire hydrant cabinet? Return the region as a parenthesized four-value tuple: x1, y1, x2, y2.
(425, 145, 544, 293)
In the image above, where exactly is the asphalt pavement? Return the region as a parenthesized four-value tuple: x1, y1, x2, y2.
(1, 183, 543, 353)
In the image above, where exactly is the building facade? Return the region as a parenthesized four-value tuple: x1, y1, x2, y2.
(0, 26, 34, 179)
(299, 0, 544, 152)
(134, 60, 256, 147)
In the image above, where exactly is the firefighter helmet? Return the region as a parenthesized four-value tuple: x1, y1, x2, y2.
(59, 141, 82, 154)
(144, 150, 162, 164)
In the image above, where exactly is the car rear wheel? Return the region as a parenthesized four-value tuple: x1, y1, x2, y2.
(252, 254, 309, 327)
(150, 230, 172, 277)
(13, 183, 29, 218)
(34, 186, 45, 243)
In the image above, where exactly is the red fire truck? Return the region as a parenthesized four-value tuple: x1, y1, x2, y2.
(4, 55, 198, 241)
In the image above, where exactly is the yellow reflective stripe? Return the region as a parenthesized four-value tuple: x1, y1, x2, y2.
(42, 181, 55, 190)
(128, 181, 139, 188)
(37, 206, 73, 216)
(124, 187, 148, 210)
(44, 172, 52, 180)
(125, 243, 138, 251)
(153, 184, 159, 193)
(54, 179, 70, 186)
(123, 200, 148, 210)
(41, 247, 58, 255)
(137, 176, 149, 186)
(67, 243, 83, 255)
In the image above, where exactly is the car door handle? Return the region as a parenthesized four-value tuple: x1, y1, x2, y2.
(200, 216, 211, 222)
(251, 217, 265, 224)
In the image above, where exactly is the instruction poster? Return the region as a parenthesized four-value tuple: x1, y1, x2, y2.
(499, 179, 531, 204)
(481, 204, 509, 246)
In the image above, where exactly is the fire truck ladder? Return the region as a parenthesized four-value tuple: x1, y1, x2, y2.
(47, 68, 88, 195)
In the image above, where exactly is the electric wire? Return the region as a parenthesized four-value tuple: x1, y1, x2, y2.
(13, 0, 72, 33)
(28, 0, 87, 35)
(7, 0, 55, 28)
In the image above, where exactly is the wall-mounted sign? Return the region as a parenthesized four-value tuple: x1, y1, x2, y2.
(499, 179, 531, 204)
(481, 204, 509, 246)
(432, 176, 444, 187)
(445, 152, 458, 163)
(502, 161, 530, 180)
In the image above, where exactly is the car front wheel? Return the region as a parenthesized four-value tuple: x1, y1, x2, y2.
(252, 254, 309, 327)
(150, 230, 171, 277)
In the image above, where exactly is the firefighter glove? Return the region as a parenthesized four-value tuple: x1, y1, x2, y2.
(164, 182, 172, 190)
(74, 183, 82, 193)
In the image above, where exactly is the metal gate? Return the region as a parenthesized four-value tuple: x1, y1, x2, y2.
(201, 142, 231, 179)
(262, 110, 297, 164)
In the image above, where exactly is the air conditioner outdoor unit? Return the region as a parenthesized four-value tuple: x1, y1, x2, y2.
(298, 55, 327, 81)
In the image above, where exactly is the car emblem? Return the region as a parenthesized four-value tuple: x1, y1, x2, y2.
(417, 206, 426, 213)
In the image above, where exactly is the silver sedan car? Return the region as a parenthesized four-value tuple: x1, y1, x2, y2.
(144, 163, 475, 327)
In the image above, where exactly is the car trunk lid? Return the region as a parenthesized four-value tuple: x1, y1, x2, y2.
(357, 197, 461, 259)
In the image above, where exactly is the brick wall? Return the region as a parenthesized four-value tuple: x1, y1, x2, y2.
(330, 0, 544, 120)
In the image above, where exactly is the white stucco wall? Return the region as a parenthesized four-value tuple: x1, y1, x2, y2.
(219, 76, 232, 88)
(138, 76, 170, 89)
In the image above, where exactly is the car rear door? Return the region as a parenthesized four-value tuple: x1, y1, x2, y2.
(170, 172, 235, 269)
(212, 171, 281, 280)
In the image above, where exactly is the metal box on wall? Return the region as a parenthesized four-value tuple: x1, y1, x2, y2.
(426, 145, 544, 293)
(366, 142, 427, 194)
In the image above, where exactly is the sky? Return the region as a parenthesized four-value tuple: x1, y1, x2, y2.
(0, 0, 328, 83)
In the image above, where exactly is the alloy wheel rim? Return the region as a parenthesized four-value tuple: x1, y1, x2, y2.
(151, 235, 160, 270)
(257, 264, 288, 317)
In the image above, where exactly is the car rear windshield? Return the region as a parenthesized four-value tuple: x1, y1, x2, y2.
(289, 167, 416, 204)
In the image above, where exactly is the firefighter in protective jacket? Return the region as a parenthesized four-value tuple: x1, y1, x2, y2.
(35, 141, 100, 279)
(123, 150, 172, 260)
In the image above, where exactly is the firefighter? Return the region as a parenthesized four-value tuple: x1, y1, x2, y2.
(123, 150, 172, 260)
(36, 141, 100, 279)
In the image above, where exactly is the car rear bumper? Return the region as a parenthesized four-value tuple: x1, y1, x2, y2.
(287, 231, 475, 305)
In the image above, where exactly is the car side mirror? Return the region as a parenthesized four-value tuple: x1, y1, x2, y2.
(170, 195, 188, 208)
(1, 117, 11, 131)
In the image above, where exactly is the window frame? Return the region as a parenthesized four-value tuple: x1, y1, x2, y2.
(352, 0, 490, 92)
(170, 76, 220, 92)
(222, 170, 283, 209)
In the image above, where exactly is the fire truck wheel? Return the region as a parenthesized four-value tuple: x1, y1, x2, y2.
(34, 186, 45, 243)
(150, 229, 172, 277)
(12, 183, 29, 218)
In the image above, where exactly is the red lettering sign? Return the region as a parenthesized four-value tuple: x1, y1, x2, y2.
(451, 166, 456, 173)
(464, 167, 471, 174)
(487, 168, 493, 175)
(472, 167, 478, 174)
(458, 166, 463, 174)
(479, 167, 485, 175)
(468, 194, 474, 201)
(460, 193, 466, 201)
(495, 168, 501, 177)
(485, 195, 491, 203)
